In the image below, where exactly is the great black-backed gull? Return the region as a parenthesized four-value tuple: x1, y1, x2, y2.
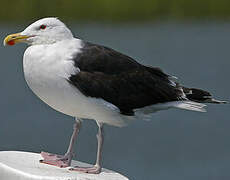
(3, 17, 227, 174)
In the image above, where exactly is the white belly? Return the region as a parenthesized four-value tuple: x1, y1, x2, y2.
(23, 41, 131, 127)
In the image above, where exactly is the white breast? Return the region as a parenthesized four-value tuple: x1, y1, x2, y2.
(23, 38, 130, 127)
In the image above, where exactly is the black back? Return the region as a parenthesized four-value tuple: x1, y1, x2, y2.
(68, 42, 183, 115)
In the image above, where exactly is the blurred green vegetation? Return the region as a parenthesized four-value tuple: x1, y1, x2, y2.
(1, 0, 230, 23)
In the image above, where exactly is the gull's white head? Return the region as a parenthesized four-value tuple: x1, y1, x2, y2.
(4, 17, 73, 46)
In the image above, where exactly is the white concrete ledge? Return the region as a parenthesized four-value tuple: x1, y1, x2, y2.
(0, 151, 129, 180)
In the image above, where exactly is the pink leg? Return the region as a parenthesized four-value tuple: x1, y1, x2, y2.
(69, 123, 104, 174)
(40, 118, 81, 168)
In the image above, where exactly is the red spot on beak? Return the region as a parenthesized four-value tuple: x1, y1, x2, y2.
(7, 40, 15, 46)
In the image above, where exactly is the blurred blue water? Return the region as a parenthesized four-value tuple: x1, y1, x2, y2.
(0, 22, 229, 180)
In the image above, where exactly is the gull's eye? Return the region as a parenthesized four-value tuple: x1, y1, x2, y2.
(39, 25, 46, 30)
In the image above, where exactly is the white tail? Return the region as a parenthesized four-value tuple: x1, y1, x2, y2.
(136, 100, 207, 115)
(172, 101, 207, 112)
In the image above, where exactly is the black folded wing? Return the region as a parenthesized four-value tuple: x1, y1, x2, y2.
(68, 42, 182, 115)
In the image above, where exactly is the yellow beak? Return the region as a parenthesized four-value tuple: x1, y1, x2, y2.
(3, 33, 30, 46)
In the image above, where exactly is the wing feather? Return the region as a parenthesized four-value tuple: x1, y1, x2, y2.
(69, 42, 182, 115)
